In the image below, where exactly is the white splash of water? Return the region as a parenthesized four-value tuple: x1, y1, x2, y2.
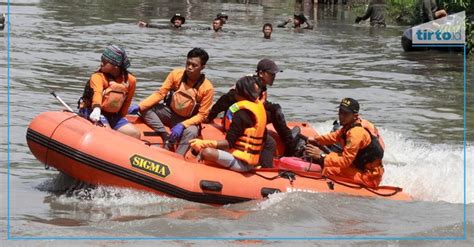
(381, 129, 472, 204)
(55, 186, 178, 206)
(252, 192, 288, 210)
(313, 120, 472, 204)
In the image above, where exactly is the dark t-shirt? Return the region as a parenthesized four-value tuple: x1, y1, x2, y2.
(420, 0, 439, 22)
(360, 0, 386, 26)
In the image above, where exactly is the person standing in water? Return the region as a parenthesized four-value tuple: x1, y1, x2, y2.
(262, 23, 273, 39)
(420, 0, 447, 23)
(355, 0, 387, 27)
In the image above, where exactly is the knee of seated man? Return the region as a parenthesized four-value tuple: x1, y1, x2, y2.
(265, 135, 277, 149)
(131, 127, 141, 139)
(201, 147, 215, 159)
(183, 125, 199, 136)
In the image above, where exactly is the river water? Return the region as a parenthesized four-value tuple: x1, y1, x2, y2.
(1, 0, 473, 245)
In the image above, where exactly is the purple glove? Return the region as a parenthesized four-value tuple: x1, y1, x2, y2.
(169, 123, 185, 142)
(128, 104, 140, 115)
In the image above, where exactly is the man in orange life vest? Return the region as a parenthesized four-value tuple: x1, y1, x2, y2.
(306, 98, 385, 188)
(128, 48, 214, 155)
(189, 76, 275, 171)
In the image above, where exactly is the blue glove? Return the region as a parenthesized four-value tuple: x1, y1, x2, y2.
(169, 123, 185, 142)
(128, 104, 140, 115)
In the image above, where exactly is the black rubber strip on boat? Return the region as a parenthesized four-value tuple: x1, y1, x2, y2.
(26, 128, 251, 204)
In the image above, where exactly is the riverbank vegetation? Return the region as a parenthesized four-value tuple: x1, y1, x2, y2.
(352, 0, 473, 53)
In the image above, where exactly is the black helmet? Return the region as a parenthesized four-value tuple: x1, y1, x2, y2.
(170, 13, 185, 24)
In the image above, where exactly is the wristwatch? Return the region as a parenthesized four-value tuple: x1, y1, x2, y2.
(317, 153, 326, 166)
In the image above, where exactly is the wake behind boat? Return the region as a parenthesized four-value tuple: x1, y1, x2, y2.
(26, 111, 411, 204)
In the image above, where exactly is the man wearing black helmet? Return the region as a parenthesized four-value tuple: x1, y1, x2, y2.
(216, 12, 228, 24)
(277, 13, 313, 29)
(138, 13, 186, 29)
(207, 58, 298, 157)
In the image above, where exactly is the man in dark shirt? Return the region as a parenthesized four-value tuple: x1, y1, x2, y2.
(207, 58, 298, 156)
(420, 0, 447, 23)
(277, 13, 313, 29)
(1, 13, 5, 31)
(190, 76, 276, 170)
(355, 0, 387, 27)
(138, 13, 186, 29)
(216, 12, 228, 25)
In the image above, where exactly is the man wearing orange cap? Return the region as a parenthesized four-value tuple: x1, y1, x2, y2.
(305, 98, 385, 188)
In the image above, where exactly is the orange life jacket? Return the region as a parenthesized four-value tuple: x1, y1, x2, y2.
(78, 72, 129, 113)
(166, 73, 205, 118)
(342, 119, 385, 170)
(101, 80, 129, 113)
(223, 100, 267, 166)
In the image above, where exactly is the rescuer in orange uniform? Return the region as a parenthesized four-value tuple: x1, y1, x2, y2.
(306, 98, 385, 188)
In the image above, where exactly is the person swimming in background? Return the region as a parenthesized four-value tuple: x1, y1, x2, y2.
(211, 17, 224, 32)
(216, 12, 228, 24)
(262, 23, 272, 39)
(138, 13, 186, 29)
(0, 13, 5, 31)
(277, 13, 313, 29)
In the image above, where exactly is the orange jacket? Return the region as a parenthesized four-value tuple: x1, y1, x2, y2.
(138, 68, 214, 127)
(224, 100, 267, 166)
(315, 118, 384, 188)
(89, 72, 136, 117)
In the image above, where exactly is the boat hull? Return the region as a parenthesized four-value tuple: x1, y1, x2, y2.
(26, 111, 411, 204)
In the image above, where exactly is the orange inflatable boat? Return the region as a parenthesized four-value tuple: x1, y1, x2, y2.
(26, 111, 411, 204)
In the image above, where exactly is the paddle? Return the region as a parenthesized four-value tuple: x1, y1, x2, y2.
(51, 91, 75, 113)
